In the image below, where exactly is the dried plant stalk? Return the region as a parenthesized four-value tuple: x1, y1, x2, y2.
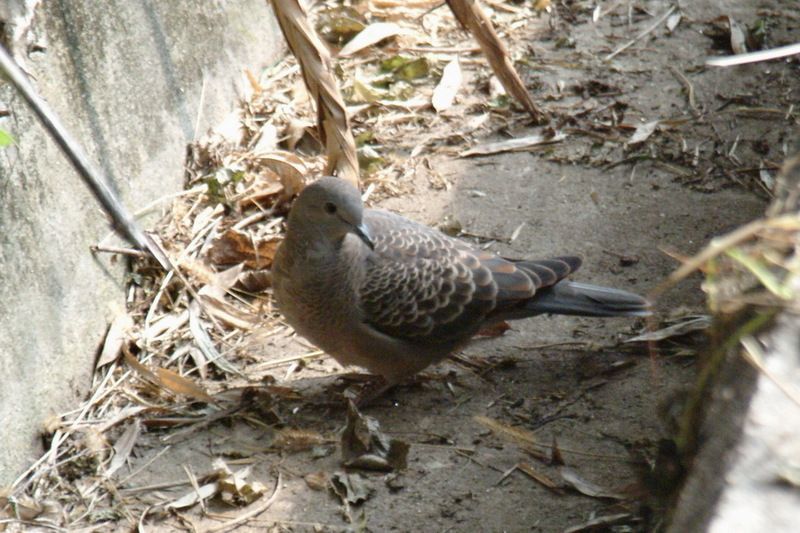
(445, 0, 545, 123)
(270, 0, 360, 187)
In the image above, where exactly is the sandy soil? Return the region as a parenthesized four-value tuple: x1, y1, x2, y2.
(23, 1, 799, 532)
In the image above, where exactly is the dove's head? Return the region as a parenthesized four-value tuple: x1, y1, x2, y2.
(287, 176, 374, 249)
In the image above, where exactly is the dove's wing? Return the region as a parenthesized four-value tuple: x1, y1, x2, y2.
(359, 210, 579, 344)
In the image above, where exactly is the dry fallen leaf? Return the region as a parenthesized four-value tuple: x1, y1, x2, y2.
(166, 481, 219, 510)
(207, 229, 280, 270)
(726, 15, 748, 55)
(253, 150, 308, 197)
(237, 172, 285, 209)
(666, 12, 682, 33)
(214, 459, 267, 506)
(165, 459, 267, 511)
(339, 22, 404, 57)
(197, 286, 259, 330)
(559, 466, 628, 500)
(104, 419, 140, 478)
(305, 470, 330, 491)
(432, 57, 462, 112)
(96, 312, 135, 368)
(188, 302, 244, 377)
(0, 492, 59, 524)
(627, 120, 661, 145)
(461, 131, 566, 156)
(236, 270, 273, 293)
(330, 471, 372, 505)
(342, 400, 409, 471)
(123, 346, 215, 403)
(142, 310, 189, 344)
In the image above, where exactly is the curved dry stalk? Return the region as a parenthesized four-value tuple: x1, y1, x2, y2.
(270, 0, 360, 188)
(445, 0, 545, 123)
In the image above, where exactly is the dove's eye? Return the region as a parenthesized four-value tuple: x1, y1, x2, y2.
(324, 202, 337, 214)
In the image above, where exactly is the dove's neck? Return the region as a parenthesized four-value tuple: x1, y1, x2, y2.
(283, 224, 368, 272)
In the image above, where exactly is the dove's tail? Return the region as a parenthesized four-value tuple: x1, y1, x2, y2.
(526, 281, 651, 318)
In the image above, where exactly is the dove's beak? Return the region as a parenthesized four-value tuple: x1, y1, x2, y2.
(353, 222, 374, 250)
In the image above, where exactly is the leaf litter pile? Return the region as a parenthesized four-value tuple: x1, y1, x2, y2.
(4, 0, 799, 531)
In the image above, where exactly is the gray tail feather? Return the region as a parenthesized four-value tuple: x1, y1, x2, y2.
(526, 281, 651, 318)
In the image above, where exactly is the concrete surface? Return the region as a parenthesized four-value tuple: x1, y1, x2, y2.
(0, 0, 283, 485)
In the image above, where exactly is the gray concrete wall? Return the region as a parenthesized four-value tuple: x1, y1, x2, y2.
(0, 0, 283, 484)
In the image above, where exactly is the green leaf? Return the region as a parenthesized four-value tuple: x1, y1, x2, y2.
(0, 128, 14, 147)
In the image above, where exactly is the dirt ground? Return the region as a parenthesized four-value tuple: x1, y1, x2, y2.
(13, 1, 800, 532)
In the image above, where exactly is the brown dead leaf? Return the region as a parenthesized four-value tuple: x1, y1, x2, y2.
(237, 172, 285, 209)
(237, 270, 273, 293)
(155, 367, 215, 403)
(342, 400, 409, 471)
(208, 228, 280, 270)
(304, 471, 330, 491)
(123, 347, 214, 403)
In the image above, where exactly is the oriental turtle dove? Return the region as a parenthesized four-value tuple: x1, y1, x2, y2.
(272, 177, 649, 382)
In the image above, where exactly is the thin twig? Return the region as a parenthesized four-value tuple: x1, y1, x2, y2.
(91, 245, 150, 257)
(667, 65, 698, 115)
(604, 5, 677, 61)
